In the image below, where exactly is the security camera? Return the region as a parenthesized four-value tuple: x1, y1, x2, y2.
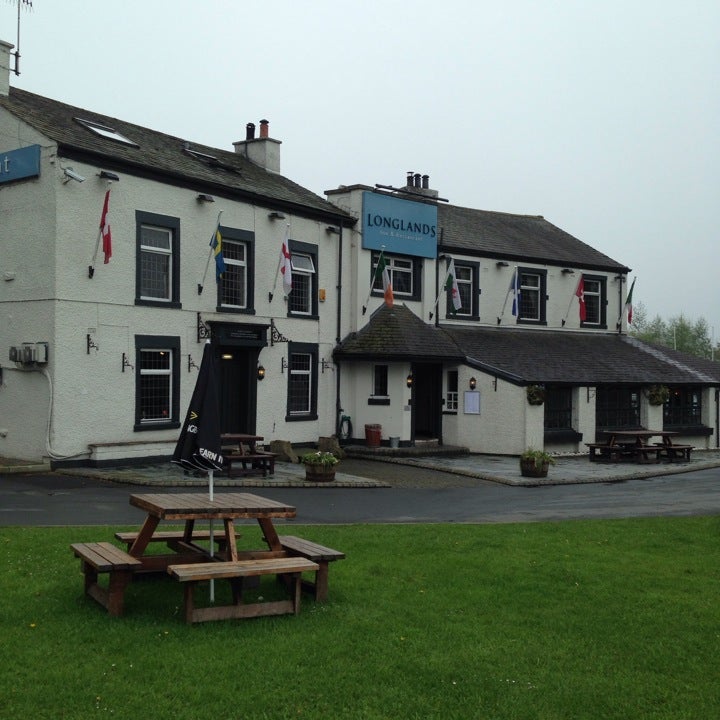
(63, 167, 86, 183)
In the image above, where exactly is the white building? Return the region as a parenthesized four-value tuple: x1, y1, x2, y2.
(1, 40, 718, 465)
(0, 41, 354, 465)
(327, 177, 720, 455)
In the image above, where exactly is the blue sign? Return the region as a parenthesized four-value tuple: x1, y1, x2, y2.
(0, 145, 41, 184)
(362, 191, 437, 258)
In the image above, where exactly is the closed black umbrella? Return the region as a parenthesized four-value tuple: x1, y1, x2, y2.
(172, 342, 224, 493)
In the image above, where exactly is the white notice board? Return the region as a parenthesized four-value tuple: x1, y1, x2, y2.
(464, 391, 480, 414)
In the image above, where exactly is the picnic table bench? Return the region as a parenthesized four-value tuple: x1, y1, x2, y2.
(654, 443, 693, 461)
(279, 535, 346, 601)
(167, 557, 318, 623)
(587, 430, 690, 464)
(114, 528, 240, 552)
(71, 542, 142, 616)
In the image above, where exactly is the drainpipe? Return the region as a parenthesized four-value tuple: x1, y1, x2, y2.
(335, 224, 344, 437)
(715, 388, 719, 448)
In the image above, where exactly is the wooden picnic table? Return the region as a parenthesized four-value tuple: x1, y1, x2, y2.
(586, 430, 690, 463)
(220, 434, 276, 477)
(127, 491, 295, 570)
(72, 492, 345, 620)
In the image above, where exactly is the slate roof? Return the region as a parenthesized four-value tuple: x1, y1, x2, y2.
(0, 87, 353, 224)
(334, 304, 464, 362)
(335, 305, 720, 386)
(438, 203, 629, 273)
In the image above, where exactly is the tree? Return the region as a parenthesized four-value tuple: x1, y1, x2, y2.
(629, 302, 717, 360)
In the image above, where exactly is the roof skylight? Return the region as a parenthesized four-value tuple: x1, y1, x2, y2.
(74, 117, 138, 147)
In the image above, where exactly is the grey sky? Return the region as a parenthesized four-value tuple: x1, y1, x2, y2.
(3, 0, 718, 340)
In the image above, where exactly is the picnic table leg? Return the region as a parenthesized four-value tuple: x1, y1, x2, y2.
(129, 515, 160, 557)
(223, 519, 239, 561)
(258, 517, 282, 552)
(107, 569, 135, 617)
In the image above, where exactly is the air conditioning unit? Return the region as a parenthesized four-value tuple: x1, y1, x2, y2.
(22, 344, 36, 363)
(9, 346, 20, 362)
(8, 342, 49, 365)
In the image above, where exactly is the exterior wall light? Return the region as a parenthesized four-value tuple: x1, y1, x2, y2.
(257, 365, 266, 381)
(406, 373, 413, 388)
(469, 377, 477, 390)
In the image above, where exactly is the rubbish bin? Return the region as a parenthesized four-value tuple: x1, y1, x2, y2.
(389, 436, 400, 449)
(364, 424, 382, 447)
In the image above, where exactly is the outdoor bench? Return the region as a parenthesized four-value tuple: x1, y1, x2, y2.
(586, 443, 623, 462)
(655, 443, 693, 461)
(278, 535, 346, 602)
(70, 541, 142, 617)
(114, 529, 239, 552)
(223, 451, 277, 477)
(167, 556, 318, 623)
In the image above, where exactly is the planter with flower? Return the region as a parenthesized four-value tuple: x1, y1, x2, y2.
(526, 384, 546, 406)
(519, 448, 555, 478)
(647, 384, 670, 406)
(300, 450, 339, 482)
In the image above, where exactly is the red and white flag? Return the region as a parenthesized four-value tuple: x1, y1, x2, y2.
(100, 189, 112, 264)
(575, 276, 586, 321)
(280, 238, 292, 296)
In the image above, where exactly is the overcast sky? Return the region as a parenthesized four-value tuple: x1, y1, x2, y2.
(3, 0, 718, 341)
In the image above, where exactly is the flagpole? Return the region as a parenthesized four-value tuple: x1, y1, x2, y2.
(269, 223, 290, 303)
(429, 269, 451, 321)
(362, 246, 386, 315)
(497, 266, 517, 324)
(198, 210, 223, 295)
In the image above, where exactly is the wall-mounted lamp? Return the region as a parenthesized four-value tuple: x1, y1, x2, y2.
(406, 373, 413, 388)
(469, 377, 477, 390)
(257, 364, 266, 381)
(561, 268, 575, 275)
(121, 353, 134, 372)
(99, 170, 120, 182)
(325, 226, 340, 234)
(221, 353, 233, 360)
(269, 211, 286, 220)
(496, 261, 509, 267)
(197, 193, 215, 203)
(63, 167, 86, 183)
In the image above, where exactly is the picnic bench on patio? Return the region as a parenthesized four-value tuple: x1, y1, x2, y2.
(221, 433, 277, 477)
(587, 430, 692, 464)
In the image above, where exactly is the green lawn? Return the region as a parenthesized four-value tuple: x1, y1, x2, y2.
(2, 517, 719, 719)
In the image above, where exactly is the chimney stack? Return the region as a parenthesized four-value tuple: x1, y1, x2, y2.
(233, 118, 281, 174)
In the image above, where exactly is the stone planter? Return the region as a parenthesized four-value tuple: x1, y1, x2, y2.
(519, 458, 549, 478)
(304, 465, 337, 482)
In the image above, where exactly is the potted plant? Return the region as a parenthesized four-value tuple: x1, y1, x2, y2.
(519, 448, 555, 478)
(647, 384, 670, 406)
(300, 450, 339, 482)
(526, 384, 546, 406)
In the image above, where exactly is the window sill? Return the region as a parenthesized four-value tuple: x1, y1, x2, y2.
(134, 421, 180, 432)
(368, 397, 390, 406)
(135, 299, 182, 310)
(287, 313, 319, 321)
(217, 306, 256, 315)
(285, 414, 319, 422)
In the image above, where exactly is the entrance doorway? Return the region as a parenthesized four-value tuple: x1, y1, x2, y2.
(214, 345, 259, 436)
(411, 363, 443, 441)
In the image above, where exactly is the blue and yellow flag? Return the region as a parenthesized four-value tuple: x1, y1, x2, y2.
(210, 225, 225, 279)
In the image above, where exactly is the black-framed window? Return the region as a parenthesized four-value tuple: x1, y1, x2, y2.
(135, 211, 181, 308)
(218, 227, 254, 313)
(134, 335, 180, 431)
(596, 386, 640, 429)
(544, 386, 572, 429)
(446, 261, 480, 319)
(373, 365, 388, 396)
(288, 240, 318, 318)
(286, 342, 318, 420)
(371, 252, 422, 302)
(664, 386, 702, 426)
(581, 274, 607, 328)
(446, 370, 459, 411)
(518, 268, 547, 324)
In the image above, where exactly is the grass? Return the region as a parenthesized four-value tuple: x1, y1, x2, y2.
(1, 517, 719, 719)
